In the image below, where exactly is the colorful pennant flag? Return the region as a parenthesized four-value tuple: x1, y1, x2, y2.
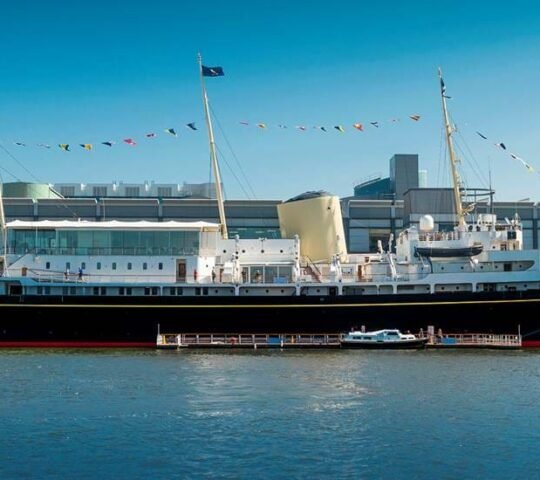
(202, 65, 224, 77)
(370, 122, 379, 128)
(124, 138, 136, 146)
(186, 122, 197, 131)
(409, 115, 421, 121)
(318, 126, 327, 132)
(37, 143, 51, 149)
(145, 133, 156, 138)
(80, 144, 93, 151)
(353, 123, 363, 131)
(296, 126, 307, 131)
(476, 131, 488, 140)
(510, 153, 522, 161)
(524, 162, 535, 173)
(14, 142, 26, 146)
(165, 128, 177, 137)
(495, 142, 507, 150)
(277, 124, 288, 129)
(59, 144, 70, 151)
(334, 125, 345, 133)
(239, 121, 249, 126)
(101, 141, 114, 147)
(257, 123, 267, 129)
(440, 76, 451, 98)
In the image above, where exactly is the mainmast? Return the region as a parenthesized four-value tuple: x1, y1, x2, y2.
(438, 68, 466, 228)
(198, 53, 228, 239)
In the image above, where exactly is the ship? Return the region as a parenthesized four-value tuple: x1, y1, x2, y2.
(1, 62, 539, 348)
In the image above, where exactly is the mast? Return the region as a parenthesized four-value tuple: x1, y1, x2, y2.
(198, 53, 228, 239)
(438, 68, 466, 228)
(0, 182, 7, 275)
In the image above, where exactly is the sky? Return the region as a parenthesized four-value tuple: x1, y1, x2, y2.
(1, 0, 540, 202)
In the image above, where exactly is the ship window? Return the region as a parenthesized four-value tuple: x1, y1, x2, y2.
(158, 262, 163, 270)
(143, 263, 148, 270)
(46, 262, 50, 269)
(112, 262, 117, 270)
(100, 287, 106, 296)
(97, 262, 101, 270)
(152, 287, 158, 296)
(93, 287, 99, 295)
(37, 286, 43, 295)
(44, 286, 50, 295)
(126, 288, 132, 295)
(119, 287, 125, 295)
(203, 287, 209, 296)
(82, 262, 86, 269)
(127, 263, 132, 270)
(62, 287, 68, 295)
(144, 287, 150, 296)
(66, 262, 71, 271)
(504, 263, 512, 272)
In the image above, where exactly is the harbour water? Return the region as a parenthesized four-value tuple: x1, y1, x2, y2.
(1, 349, 539, 479)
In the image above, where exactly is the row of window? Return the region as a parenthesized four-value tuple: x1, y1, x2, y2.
(33, 286, 234, 296)
(8, 229, 199, 256)
(44, 262, 165, 271)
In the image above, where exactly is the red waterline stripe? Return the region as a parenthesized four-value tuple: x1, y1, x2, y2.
(0, 341, 155, 348)
(522, 340, 540, 348)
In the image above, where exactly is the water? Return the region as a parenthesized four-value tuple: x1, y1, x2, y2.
(0, 349, 539, 479)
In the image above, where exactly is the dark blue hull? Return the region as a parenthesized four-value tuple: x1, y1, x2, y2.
(0, 290, 539, 347)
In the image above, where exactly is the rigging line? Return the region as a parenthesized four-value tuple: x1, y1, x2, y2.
(0, 143, 43, 184)
(215, 144, 252, 199)
(0, 164, 25, 183)
(457, 128, 496, 187)
(449, 115, 489, 187)
(208, 104, 258, 199)
(454, 140, 487, 189)
(0, 143, 80, 219)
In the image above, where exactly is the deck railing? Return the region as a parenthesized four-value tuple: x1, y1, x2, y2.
(423, 333, 522, 347)
(157, 333, 341, 347)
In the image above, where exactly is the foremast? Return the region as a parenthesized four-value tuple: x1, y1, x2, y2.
(438, 68, 466, 228)
(0, 182, 7, 276)
(198, 53, 228, 239)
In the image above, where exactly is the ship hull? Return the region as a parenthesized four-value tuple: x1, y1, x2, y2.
(1, 290, 539, 347)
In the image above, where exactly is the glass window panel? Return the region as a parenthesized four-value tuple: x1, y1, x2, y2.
(185, 232, 199, 254)
(154, 232, 170, 255)
(264, 266, 278, 283)
(170, 231, 185, 255)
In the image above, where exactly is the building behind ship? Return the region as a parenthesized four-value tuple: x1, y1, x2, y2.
(2, 154, 538, 251)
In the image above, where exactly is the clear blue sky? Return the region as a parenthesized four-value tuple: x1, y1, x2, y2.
(1, 0, 539, 201)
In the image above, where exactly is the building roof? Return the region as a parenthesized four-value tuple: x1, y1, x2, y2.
(6, 220, 220, 231)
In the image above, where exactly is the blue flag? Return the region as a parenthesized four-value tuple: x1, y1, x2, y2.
(202, 65, 224, 77)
